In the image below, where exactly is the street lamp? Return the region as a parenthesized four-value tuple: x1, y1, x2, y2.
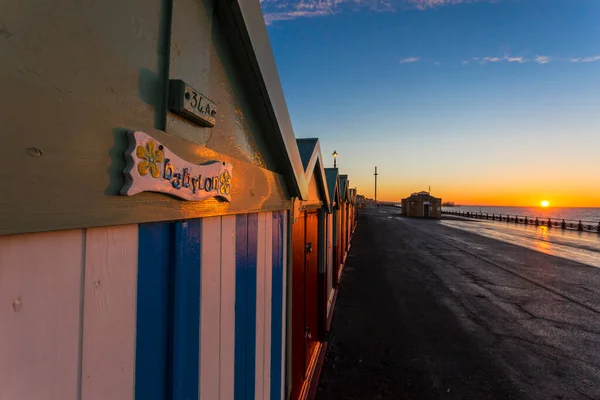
(332, 150, 338, 168)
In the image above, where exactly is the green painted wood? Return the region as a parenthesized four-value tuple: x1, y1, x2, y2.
(0, 73, 290, 236)
(0, 0, 306, 236)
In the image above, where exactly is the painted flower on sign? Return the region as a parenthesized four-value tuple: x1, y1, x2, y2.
(220, 170, 231, 195)
(136, 141, 164, 178)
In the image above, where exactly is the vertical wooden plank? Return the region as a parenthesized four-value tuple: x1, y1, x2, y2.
(201, 217, 223, 400)
(171, 219, 202, 400)
(246, 213, 259, 400)
(82, 225, 138, 400)
(255, 213, 267, 400)
(0, 229, 83, 400)
(263, 212, 273, 400)
(235, 213, 258, 400)
(220, 216, 237, 400)
(326, 213, 333, 299)
(269, 211, 283, 400)
(135, 222, 172, 400)
(235, 214, 249, 400)
(281, 211, 288, 400)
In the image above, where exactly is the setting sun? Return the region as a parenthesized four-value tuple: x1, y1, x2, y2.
(541, 200, 550, 207)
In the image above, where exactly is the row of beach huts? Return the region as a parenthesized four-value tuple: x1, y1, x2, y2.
(0, 1, 359, 400)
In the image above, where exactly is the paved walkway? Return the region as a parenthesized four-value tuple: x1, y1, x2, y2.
(316, 205, 600, 400)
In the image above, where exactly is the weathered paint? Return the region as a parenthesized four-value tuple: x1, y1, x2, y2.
(168, 0, 213, 145)
(82, 225, 138, 400)
(0, 229, 83, 400)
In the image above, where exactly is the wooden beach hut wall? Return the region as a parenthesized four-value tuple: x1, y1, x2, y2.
(349, 188, 358, 234)
(324, 168, 342, 326)
(339, 175, 351, 262)
(290, 139, 331, 400)
(0, 1, 309, 400)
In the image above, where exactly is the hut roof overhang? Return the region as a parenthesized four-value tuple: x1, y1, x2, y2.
(296, 138, 331, 213)
(349, 188, 357, 204)
(339, 175, 350, 203)
(215, 1, 307, 200)
(324, 168, 341, 210)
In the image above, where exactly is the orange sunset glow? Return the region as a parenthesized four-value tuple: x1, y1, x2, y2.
(347, 178, 600, 208)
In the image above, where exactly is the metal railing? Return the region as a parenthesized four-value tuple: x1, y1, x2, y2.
(442, 210, 600, 233)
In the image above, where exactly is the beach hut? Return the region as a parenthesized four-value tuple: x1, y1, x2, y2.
(338, 175, 349, 262)
(0, 2, 308, 400)
(401, 192, 443, 218)
(349, 188, 358, 233)
(324, 168, 342, 324)
(291, 139, 331, 400)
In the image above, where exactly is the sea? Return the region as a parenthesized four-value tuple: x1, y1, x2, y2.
(437, 206, 600, 268)
(444, 206, 600, 224)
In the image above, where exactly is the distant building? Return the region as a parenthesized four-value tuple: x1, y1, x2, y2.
(401, 191, 442, 218)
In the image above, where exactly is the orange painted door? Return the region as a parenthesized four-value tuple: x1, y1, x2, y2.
(291, 212, 306, 400)
(304, 212, 319, 372)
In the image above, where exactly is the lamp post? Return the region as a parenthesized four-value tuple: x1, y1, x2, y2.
(332, 150, 338, 168)
(374, 166, 378, 204)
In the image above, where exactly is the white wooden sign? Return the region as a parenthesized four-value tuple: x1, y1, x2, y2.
(121, 131, 232, 202)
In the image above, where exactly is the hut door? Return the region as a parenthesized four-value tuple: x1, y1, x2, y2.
(424, 203, 430, 217)
(291, 212, 306, 399)
(332, 208, 340, 287)
(304, 211, 319, 374)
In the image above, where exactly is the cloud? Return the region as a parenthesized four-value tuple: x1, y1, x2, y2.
(571, 55, 600, 63)
(261, 0, 494, 24)
(408, 0, 487, 10)
(400, 56, 420, 63)
(482, 57, 502, 63)
(263, 10, 334, 24)
(261, 0, 351, 24)
(461, 54, 600, 66)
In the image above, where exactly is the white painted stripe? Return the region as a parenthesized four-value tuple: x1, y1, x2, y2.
(263, 212, 273, 400)
(281, 212, 288, 400)
(220, 215, 237, 400)
(0, 229, 83, 400)
(255, 213, 267, 400)
(82, 225, 138, 400)
(200, 217, 222, 400)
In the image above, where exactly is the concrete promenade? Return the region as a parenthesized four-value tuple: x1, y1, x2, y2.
(316, 205, 600, 399)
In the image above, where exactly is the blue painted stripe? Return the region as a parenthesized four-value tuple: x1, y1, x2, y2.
(246, 213, 258, 400)
(171, 219, 202, 400)
(135, 222, 172, 400)
(270, 211, 284, 400)
(235, 214, 248, 400)
(234, 213, 259, 400)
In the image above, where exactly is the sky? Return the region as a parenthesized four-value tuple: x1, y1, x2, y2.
(260, 0, 600, 207)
